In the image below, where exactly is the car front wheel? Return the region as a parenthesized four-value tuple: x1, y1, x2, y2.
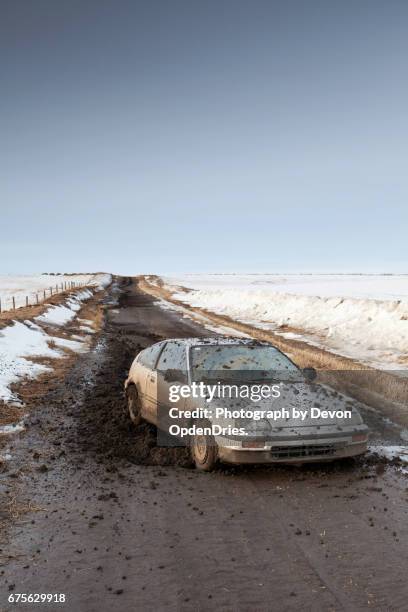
(191, 424, 218, 471)
(127, 385, 142, 426)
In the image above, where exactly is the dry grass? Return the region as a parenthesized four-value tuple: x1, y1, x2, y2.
(5, 494, 44, 521)
(0, 403, 26, 427)
(0, 490, 45, 543)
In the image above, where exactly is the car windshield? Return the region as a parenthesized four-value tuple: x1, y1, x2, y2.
(190, 344, 302, 383)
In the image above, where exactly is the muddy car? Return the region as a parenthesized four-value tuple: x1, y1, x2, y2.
(125, 338, 369, 471)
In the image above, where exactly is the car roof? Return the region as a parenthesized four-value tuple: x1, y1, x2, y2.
(162, 337, 271, 348)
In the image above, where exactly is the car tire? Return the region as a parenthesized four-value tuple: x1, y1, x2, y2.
(127, 385, 142, 426)
(191, 421, 218, 471)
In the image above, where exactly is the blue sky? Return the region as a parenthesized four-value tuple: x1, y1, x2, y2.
(1, 0, 407, 274)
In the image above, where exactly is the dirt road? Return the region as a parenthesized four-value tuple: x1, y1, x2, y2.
(1, 278, 408, 611)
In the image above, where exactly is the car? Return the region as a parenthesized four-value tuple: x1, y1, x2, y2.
(125, 337, 369, 471)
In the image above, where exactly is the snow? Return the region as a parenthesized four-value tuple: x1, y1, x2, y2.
(160, 275, 408, 370)
(94, 274, 112, 289)
(36, 289, 93, 326)
(0, 420, 26, 435)
(51, 336, 87, 353)
(370, 445, 408, 469)
(36, 304, 77, 326)
(79, 325, 95, 334)
(0, 273, 111, 312)
(0, 322, 60, 402)
(161, 274, 408, 300)
(0, 320, 87, 402)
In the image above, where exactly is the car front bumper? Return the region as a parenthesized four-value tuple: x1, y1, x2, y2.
(217, 440, 368, 464)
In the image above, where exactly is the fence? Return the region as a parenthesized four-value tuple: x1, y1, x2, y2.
(0, 280, 90, 314)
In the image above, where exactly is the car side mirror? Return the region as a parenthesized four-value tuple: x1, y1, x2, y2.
(164, 368, 187, 384)
(303, 367, 317, 382)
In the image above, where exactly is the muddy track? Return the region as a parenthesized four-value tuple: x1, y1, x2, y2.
(1, 278, 408, 612)
(74, 303, 192, 469)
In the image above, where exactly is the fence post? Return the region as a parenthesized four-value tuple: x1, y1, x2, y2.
(50, 287, 53, 296)
(36, 293, 39, 305)
(26, 296, 28, 307)
(12, 296, 15, 310)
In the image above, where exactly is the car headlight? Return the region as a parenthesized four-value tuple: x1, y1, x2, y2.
(235, 417, 271, 436)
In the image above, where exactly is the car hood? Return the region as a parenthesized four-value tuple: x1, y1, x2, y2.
(202, 382, 364, 428)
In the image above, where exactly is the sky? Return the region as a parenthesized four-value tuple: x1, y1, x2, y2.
(1, 0, 407, 274)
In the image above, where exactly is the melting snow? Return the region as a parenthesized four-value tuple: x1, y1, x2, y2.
(36, 289, 93, 326)
(0, 319, 86, 402)
(0, 419, 26, 435)
(370, 445, 408, 465)
(161, 274, 408, 370)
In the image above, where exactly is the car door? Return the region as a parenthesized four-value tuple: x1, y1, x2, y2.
(155, 340, 188, 437)
(138, 342, 165, 423)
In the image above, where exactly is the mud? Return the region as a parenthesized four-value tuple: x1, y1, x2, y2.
(74, 329, 192, 469)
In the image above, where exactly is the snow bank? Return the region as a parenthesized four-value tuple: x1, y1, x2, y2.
(35, 289, 93, 326)
(162, 274, 408, 301)
(0, 321, 86, 402)
(160, 275, 408, 370)
(0, 273, 111, 312)
(94, 273, 112, 289)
